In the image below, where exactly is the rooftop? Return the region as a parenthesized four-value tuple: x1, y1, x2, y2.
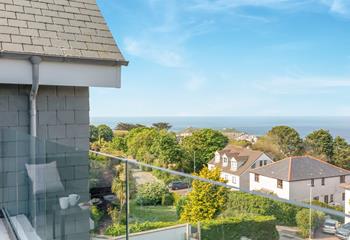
(250, 156, 350, 181)
(0, 0, 127, 65)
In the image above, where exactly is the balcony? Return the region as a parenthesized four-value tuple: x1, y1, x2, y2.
(0, 128, 348, 240)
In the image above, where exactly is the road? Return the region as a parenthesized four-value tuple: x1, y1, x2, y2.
(277, 226, 338, 240)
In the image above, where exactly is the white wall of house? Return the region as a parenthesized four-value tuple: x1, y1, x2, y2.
(289, 176, 349, 205)
(250, 174, 290, 199)
(250, 174, 349, 205)
(345, 189, 350, 223)
(220, 172, 240, 189)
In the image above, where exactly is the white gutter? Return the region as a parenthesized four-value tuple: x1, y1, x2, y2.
(29, 56, 42, 138)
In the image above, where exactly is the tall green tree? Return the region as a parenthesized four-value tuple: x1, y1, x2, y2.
(180, 129, 228, 172)
(180, 167, 228, 222)
(152, 122, 172, 131)
(97, 124, 114, 142)
(305, 129, 333, 160)
(333, 136, 350, 169)
(115, 122, 145, 131)
(266, 126, 303, 157)
(111, 136, 128, 152)
(90, 125, 98, 142)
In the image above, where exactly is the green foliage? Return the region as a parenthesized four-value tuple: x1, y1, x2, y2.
(253, 135, 284, 160)
(175, 196, 187, 218)
(267, 126, 304, 157)
(97, 124, 114, 142)
(222, 191, 301, 226)
(180, 167, 228, 222)
(296, 209, 325, 238)
(135, 182, 170, 206)
(105, 221, 177, 236)
(305, 129, 334, 160)
(230, 139, 252, 148)
(91, 206, 104, 226)
(180, 128, 228, 172)
(130, 200, 178, 222)
(151, 169, 183, 184)
(115, 122, 146, 131)
(111, 136, 128, 152)
(200, 215, 279, 240)
(333, 136, 350, 169)
(161, 192, 175, 206)
(90, 125, 98, 142)
(152, 122, 172, 130)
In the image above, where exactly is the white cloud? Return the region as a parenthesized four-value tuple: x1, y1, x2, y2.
(321, 0, 350, 16)
(124, 37, 184, 67)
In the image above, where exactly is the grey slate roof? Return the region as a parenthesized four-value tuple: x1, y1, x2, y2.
(0, 0, 127, 65)
(250, 156, 350, 181)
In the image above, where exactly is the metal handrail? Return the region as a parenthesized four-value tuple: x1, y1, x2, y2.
(90, 150, 350, 219)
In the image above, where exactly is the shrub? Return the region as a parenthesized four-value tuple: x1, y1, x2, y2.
(222, 191, 301, 226)
(296, 209, 325, 238)
(175, 196, 187, 218)
(105, 221, 177, 236)
(91, 206, 104, 227)
(161, 192, 174, 206)
(135, 182, 169, 206)
(201, 215, 279, 240)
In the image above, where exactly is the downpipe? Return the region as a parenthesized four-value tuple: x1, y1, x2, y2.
(29, 56, 42, 139)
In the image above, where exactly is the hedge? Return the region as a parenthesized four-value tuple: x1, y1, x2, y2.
(105, 221, 177, 236)
(222, 192, 301, 226)
(201, 215, 279, 240)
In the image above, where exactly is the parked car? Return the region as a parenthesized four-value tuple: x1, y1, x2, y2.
(322, 218, 338, 234)
(335, 222, 350, 239)
(168, 181, 189, 190)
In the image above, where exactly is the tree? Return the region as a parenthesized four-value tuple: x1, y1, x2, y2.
(180, 167, 228, 222)
(97, 124, 114, 142)
(305, 129, 333, 160)
(115, 122, 145, 131)
(296, 209, 325, 238)
(266, 126, 303, 157)
(90, 125, 98, 142)
(151, 130, 184, 169)
(152, 122, 172, 131)
(112, 136, 128, 152)
(333, 136, 350, 169)
(180, 129, 228, 172)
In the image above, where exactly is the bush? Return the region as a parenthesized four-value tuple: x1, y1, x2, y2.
(175, 196, 187, 218)
(91, 206, 104, 227)
(105, 221, 177, 236)
(296, 209, 325, 238)
(201, 215, 279, 240)
(161, 192, 174, 206)
(222, 191, 301, 226)
(135, 182, 170, 206)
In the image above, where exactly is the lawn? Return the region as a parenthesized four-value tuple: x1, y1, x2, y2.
(129, 200, 178, 223)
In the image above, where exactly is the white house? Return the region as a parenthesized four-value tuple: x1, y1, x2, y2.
(250, 156, 350, 206)
(208, 146, 273, 190)
(341, 184, 350, 223)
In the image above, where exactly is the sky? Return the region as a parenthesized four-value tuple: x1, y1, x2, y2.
(90, 0, 350, 117)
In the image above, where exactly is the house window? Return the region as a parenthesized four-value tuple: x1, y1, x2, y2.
(311, 179, 314, 187)
(224, 174, 228, 180)
(223, 157, 228, 164)
(263, 160, 267, 165)
(232, 176, 236, 184)
(330, 194, 334, 203)
(259, 161, 263, 167)
(343, 193, 346, 201)
(231, 161, 237, 170)
(340, 176, 346, 183)
(321, 178, 325, 186)
(254, 174, 259, 182)
(313, 196, 319, 201)
(277, 179, 283, 189)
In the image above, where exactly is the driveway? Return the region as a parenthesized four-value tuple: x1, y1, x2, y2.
(132, 169, 159, 186)
(277, 226, 338, 240)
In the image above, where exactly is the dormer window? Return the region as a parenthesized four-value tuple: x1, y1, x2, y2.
(231, 160, 237, 171)
(223, 156, 228, 166)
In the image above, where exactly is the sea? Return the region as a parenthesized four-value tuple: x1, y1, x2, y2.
(91, 116, 350, 141)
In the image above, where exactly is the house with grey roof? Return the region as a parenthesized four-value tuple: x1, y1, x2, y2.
(0, 0, 126, 239)
(250, 156, 350, 205)
(208, 146, 273, 190)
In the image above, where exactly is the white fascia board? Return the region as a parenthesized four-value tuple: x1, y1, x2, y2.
(0, 58, 121, 88)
